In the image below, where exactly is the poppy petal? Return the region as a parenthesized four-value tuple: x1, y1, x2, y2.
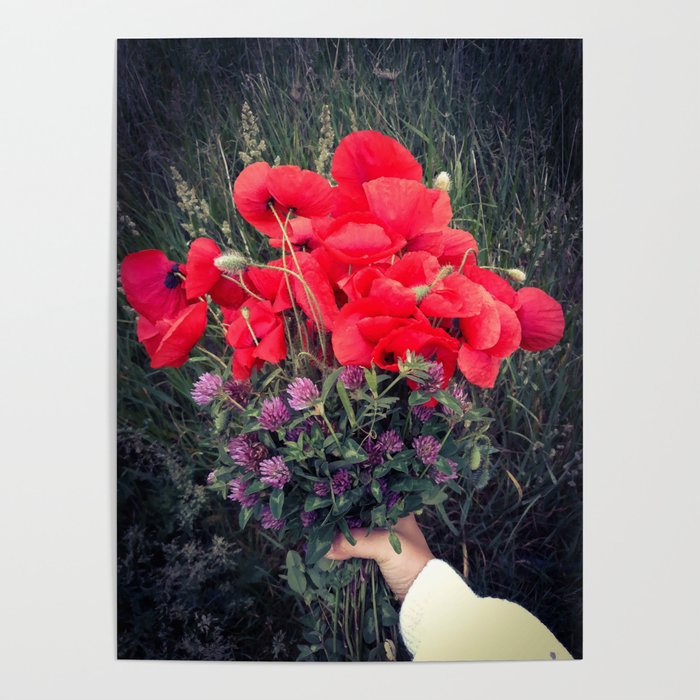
(439, 228, 479, 268)
(185, 238, 222, 299)
(467, 266, 519, 309)
(253, 322, 287, 363)
(459, 297, 501, 350)
(267, 165, 334, 218)
(457, 343, 501, 388)
(364, 177, 434, 241)
(516, 287, 565, 351)
(331, 131, 422, 210)
(487, 301, 522, 358)
(150, 302, 208, 369)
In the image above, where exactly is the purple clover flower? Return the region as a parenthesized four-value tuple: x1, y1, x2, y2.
(259, 456, 292, 489)
(420, 361, 445, 394)
(347, 516, 363, 529)
(377, 429, 404, 454)
(430, 458, 459, 484)
(340, 365, 365, 390)
(206, 470, 217, 485)
(313, 481, 330, 497)
(191, 372, 223, 405)
(260, 505, 285, 531)
(413, 435, 441, 466)
(363, 436, 384, 467)
(286, 377, 320, 411)
(227, 434, 268, 472)
(286, 416, 329, 442)
(259, 397, 291, 430)
(223, 378, 251, 408)
(227, 477, 259, 508)
(331, 469, 352, 496)
(300, 510, 318, 528)
(412, 404, 435, 422)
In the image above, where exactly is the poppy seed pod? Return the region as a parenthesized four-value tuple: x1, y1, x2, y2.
(214, 250, 249, 273)
(507, 268, 527, 283)
(433, 171, 452, 192)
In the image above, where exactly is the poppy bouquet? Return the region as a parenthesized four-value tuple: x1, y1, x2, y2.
(120, 130, 564, 661)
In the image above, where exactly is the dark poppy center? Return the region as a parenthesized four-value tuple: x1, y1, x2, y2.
(164, 264, 181, 289)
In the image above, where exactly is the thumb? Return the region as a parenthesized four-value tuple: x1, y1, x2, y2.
(325, 527, 395, 563)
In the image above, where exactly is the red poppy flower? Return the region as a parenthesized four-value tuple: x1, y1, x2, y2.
(225, 299, 287, 379)
(456, 300, 523, 388)
(315, 211, 406, 266)
(372, 320, 460, 381)
(136, 301, 208, 369)
(233, 162, 334, 241)
(184, 237, 248, 309)
(121, 250, 188, 323)
(331, 131, 423, 214)
(516, 287, 565, 351)
(331, 294, 417, 367)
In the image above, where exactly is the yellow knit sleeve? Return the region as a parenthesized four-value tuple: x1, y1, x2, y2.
(399, 559, 573, 661)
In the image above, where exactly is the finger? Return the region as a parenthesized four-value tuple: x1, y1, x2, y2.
(325, 527, 396, 562)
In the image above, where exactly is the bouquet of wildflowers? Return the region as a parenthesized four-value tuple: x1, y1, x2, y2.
(120, 131, 565, 660)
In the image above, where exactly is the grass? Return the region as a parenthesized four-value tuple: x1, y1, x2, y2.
(117, 38, 582, 659)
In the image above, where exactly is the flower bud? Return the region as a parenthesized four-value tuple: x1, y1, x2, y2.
(506, 268, 527, 283)
(414, 284, 432, 302)
(435, 265, 453, 281)
(433, 171, 451, 192)
(214, 250, 249, 273)
(240, 305, 251, 320)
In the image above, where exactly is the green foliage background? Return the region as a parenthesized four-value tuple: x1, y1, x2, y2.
(117, 38, 582, 660)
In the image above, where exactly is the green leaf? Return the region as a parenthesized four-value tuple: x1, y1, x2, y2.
(340, 438, 368, 463)
(238, 507, 254, 530)
(269, 489, 285, 519)
(305, 524, 335, 565)
(435, 456, 455, 476)
(286, 551, 307, 596)
(286, 549, 303, 570)
(408, 390, 431, 406)
(380, 598, 399, 627)
(436, 502, 459, 536)
(370, 479, 383, 503)
(434, 390, 463, 414)
(388, 531, 402, 554)
(335, 380, 356, 427)
(364, 367, 378, 396)
(362, 610, 377, 644)
(422, 487, 449, 506)
(321, 367, 343, 403)
(337, 518, 357, 546)
(304, 493, 332, 512)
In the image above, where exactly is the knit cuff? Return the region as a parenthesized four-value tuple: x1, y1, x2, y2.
(399, 559, 476, 657)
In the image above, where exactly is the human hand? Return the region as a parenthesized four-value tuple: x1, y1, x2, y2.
(325, 514, 435, 600)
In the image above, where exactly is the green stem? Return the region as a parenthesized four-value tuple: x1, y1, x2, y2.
(318, 405, 343, 452)
(195, 344, 227, 370)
